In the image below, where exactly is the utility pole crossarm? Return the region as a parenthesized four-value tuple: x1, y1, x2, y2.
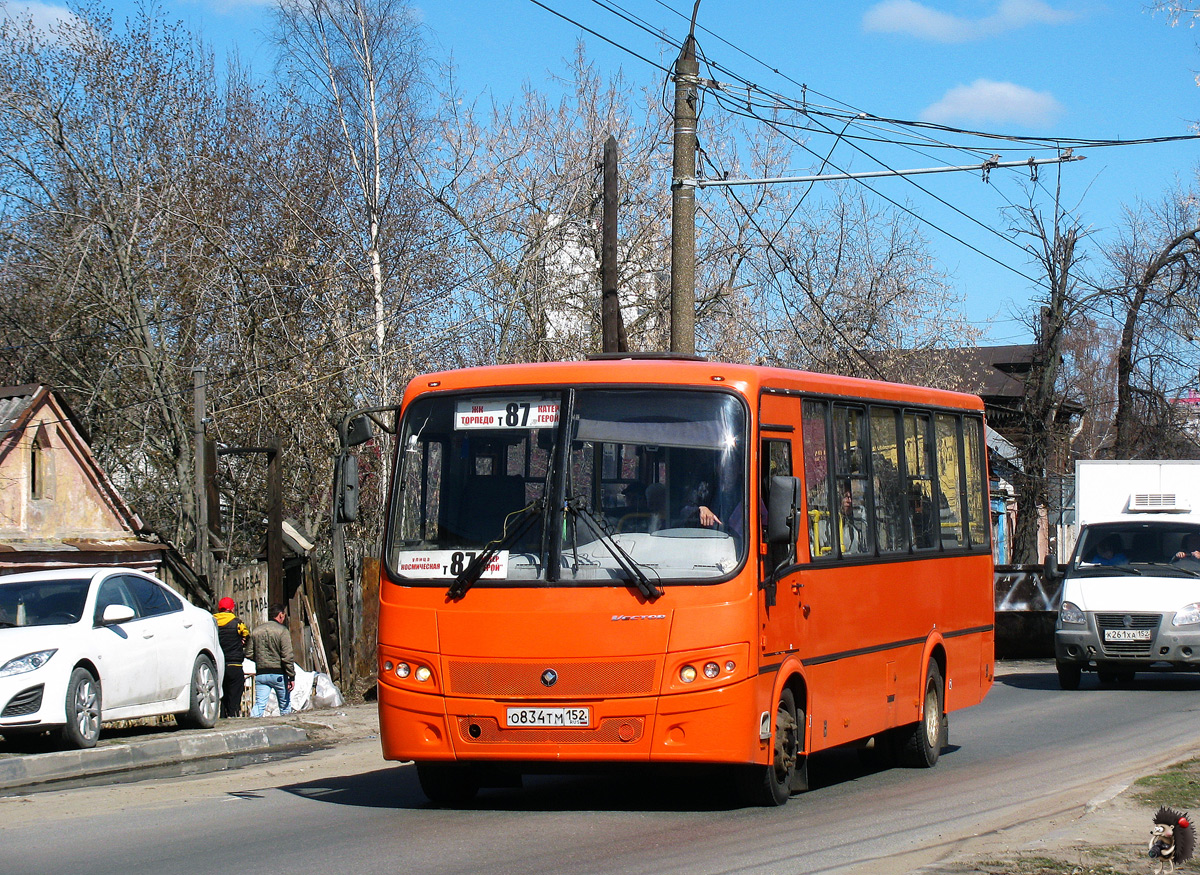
(689, 154, 1085, 188)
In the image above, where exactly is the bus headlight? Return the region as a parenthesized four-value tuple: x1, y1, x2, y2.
(395, 662, 411, 678)
(1060, 601, 1085, 625)
(703, 662, 720, 679)
(679, 665, 697, 683)
(414, 666, 432, 683)
(1174, 603, 1200, 626)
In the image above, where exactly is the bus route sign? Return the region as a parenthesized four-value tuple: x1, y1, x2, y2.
(454, 397, 559, 430)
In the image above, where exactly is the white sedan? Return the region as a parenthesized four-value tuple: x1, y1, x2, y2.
(0, 567, 224, 748)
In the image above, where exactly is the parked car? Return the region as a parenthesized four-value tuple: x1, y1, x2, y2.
(0, 567, 223, 749)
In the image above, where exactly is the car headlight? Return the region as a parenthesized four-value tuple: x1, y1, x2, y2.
(0, 649, 57, 678)
(1173, 602, 1200, 626)
(1060, 601, 1086, 625)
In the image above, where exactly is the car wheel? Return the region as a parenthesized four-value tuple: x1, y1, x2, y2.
(177, 654, 219, 729)
(60, 667, 101, 749)
(898, 660, 945, 768)
(1056, 661, 1082, 691)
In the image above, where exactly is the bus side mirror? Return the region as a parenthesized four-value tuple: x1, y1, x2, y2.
(1043, 553, 1061, 581)
(767, 475, 801, 545)
(336, 454, 360, 524)
(345, 415, 374, 448)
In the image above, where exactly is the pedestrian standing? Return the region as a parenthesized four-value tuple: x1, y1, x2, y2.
(246, 603, 295, 717)
(213, 597, 250, 718)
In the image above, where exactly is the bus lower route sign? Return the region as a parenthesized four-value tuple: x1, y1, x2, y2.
(395, 550, 508, 579)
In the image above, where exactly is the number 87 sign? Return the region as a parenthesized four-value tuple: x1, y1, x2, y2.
(454, 397, 559, 430)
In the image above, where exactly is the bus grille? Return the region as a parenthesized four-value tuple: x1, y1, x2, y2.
(456, 716, 644, 745)
(446, 659, 657, 697)
(1096, 613, 1160, 655)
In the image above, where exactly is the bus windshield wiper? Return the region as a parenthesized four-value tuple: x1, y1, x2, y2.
(447, 500, 544, 600)
(566, 497, 663, 602)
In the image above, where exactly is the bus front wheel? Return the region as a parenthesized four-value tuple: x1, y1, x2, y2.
(416, 763, 480, 806)
(898, 660, 945, 768)
(738, 687, 806, 806)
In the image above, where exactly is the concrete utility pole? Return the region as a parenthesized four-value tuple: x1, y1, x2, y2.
(670, 34, 698, 355)
(601, 134, 627, 353)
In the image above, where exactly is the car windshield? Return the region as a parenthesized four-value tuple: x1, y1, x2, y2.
(0, 579, 90, 626)
(1068, 522, 1200, 578)
(386, 387, 748, 587)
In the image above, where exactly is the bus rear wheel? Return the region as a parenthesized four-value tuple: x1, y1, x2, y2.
(416, 763, 480, 806)
(738, 687, 806, 806)
(898, 660, 945, 768)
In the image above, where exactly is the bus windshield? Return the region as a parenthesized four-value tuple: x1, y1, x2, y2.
(386, 388, 748, 586)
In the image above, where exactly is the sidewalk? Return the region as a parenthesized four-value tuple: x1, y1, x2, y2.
(0, 702, 379, 792)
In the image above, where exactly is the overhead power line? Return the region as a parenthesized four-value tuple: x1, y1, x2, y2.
(690, 153, 1085, 189)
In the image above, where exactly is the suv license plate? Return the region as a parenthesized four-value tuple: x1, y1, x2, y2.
(1104, 629, 1151, 642)
(506, 707, 590, 728)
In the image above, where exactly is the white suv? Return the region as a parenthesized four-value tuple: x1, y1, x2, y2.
(0, 567, 224, 748)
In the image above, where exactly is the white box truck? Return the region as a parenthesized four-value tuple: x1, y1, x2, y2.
(1051, 460, 1200, 689)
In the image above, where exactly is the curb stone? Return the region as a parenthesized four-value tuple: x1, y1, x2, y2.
(0, 723, 309, 791)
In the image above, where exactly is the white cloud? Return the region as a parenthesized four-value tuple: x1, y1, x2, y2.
(863, 0, 1077, 43)
(921, 79, 1063, 127)
(2, 1, 80, 32)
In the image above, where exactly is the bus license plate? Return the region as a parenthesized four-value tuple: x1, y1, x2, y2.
(1104, 628, 1151, 642)
(506, 707, 590, 728)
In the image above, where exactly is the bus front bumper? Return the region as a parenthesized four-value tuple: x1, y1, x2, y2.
(377, 677, 762, 765)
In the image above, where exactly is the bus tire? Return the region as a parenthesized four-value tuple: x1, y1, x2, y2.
(1056, 661, 1082, 690)
(738, 687, 802, 806)
(416, 763, 480, 806)
(898, 660, 944, 768)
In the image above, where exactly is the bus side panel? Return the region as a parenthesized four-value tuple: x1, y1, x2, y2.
(798, 551, 993, 752)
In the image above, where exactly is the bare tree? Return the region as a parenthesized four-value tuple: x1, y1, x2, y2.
(1006, 184, 1087, 564)
(1101, 193, 1200, 457)
(271, 0, 441, 404)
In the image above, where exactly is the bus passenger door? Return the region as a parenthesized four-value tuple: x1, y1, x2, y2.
(758, 395, 806, 659)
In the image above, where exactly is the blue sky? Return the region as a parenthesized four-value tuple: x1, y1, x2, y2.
(10, 1, 1200, 343)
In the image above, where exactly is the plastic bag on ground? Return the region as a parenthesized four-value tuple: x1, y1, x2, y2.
(290, 663, 315, 712)
(312, 673, 345, 708)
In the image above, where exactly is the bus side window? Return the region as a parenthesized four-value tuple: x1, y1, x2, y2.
(762, 438, 793, 569)
(935, 413, 964, 549)
(871, 407, 908, 554)
(802, 400, 833, 559)
(833, 405, 872, 557)
(904, 412, 938, 551)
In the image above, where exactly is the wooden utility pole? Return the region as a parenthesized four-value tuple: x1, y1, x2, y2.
(670, 35, 698, 355)
(601, 134, 627, 353)
(192, 367, 209, 587)
(267, 436, 283, 606)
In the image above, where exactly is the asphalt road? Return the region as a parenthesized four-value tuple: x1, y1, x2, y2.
(4, 661, 1200, 875)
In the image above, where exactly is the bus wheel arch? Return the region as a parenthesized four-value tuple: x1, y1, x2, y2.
(739, 671, 808, 806)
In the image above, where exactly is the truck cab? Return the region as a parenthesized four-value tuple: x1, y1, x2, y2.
(1054, 461, 1200, 689)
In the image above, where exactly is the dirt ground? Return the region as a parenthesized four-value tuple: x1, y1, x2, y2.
(922, 757, 1200, 874)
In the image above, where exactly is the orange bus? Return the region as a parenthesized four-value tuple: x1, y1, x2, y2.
(337, 355, 994, 806)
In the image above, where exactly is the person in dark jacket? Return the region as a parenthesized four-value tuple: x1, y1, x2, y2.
(213, 597, 250, 717)
(246, 603, 295, 716)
